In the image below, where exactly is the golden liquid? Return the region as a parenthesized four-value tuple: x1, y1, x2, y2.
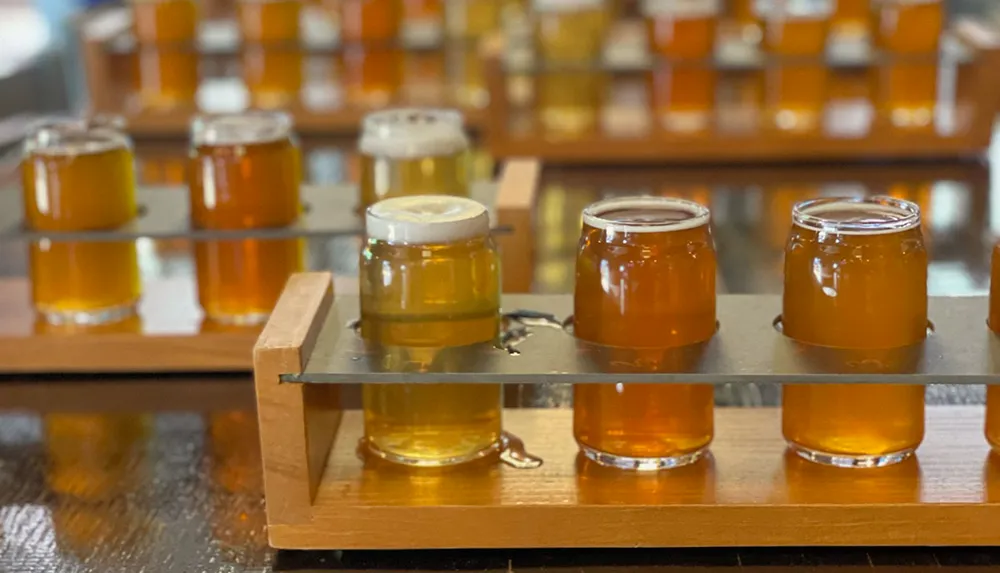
(576, 454, 716, 504)
(340, 45, 402, 106)
(988, 243, 1000, 450)
(573, 210, 716, 461)
(872, 1, 940, 127)
(45, 413, 149, 501)
(448, 45, 488, 108)
(22, 144, 141, 318)
(763, 17, 829, 132)
(237, 0, 302, 43)
(359, 150, 468, 209)
(338, 0, 402, 42)
(403, 50, 446, 102)
(404, 0, 443, 26)
(833, 0, 869, 32)
(132, 0, 198, 43)
(189, 137, 300, 229)
(781, 449, 920, 503)
(874, 62, 937, 130)
(360, 236, 502, 465)
(782, 211, 927, 458)
(242, 46, 303, 108)
(134, 47, 199, 109)
(196, 238, 304, 323)
(444, 0, 501, 39)
(207, 411, 266, 551)
(646, 12, 716, 132)
(534, 7, 608, 135)
(874, 0, 942, 54)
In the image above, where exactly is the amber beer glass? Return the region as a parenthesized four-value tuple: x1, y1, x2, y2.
(358, 108, 469, 209)
(533, 0, 609, 135)
(237, 0, 302, 43)
(21, 120, 140, 325)
(643, 0, 719, 132)
(759, 0, 834, 132)
(340, 44, 403, 105)
(360, 195, 502, 466)
(132, 0, 197, 43)
(987, 243, 1000, 451)
(338, 0, 403, 42)
(833, 0, 868, 35)
(574, 197, 716, 470)
(131, 0, 199, 109)
(782, 196, 927, 467)
(872, 0, 943, 129)
(189, 112, 303, 324)
(242, 45, 303, 108)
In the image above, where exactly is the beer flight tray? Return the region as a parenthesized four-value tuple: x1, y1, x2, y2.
(76, 5, 487, 138)
(254, 272, 1000, 551)
(485, 18, 1000, 164)
(0, 159, 538, 374)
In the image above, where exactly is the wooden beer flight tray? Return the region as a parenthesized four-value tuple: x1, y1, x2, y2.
(0, 159, 538, 374)
(484, 18, 1000, 164)
(76, 5, 487, 138)
(255, 273, 1000, 550)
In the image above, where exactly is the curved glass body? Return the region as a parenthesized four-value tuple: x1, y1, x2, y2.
(782, 196, 927, 467)
(21, 120, 140, 325)
(338, 0, 402, 42)
(360, 195, 503, 467)
(131, 0, 197, 43)
(358, 108, 470, 209)
(988, 242, 1000, 450)
(573, 196, 717, 470)
(237, 0, 302, 43)
(189, 112, 303, 324)
(872, 0, 943, 129)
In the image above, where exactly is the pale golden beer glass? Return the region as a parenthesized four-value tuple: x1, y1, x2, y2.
(21, 120, 141, 325)
(532, 0, 609, 135)
(360, 195, 503, 466)
(358, 108, 470, 209)
(988, 242, 1000, 451)
(574, 197, 716, 470)
(872, 0, 943, 129)
(783, 196, 927, 467)
(189, 112, 304, 324)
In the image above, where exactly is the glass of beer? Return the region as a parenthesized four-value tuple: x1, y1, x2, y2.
(987, 242, 1000, 451)
(237, 0, 302, 43)
(340, 44, 403, 106)
(444, 0, 502, 39)
(782, 196, 927, 467)
(642, 0, 719, 133)
(360, 195, 503, 467)
(759, 0, 834, 132)
(189, 112, 303, 324)
(131, 0, 198, 43)
(573, 196, 717, 470)
(358, 108, 469, 209)
(133, 46, 199, 109)
(242, 44, 304, 108)
(21, 120, 141, 325)
(872, 0, 943, 130)
(403, 0, 444, 40)
(532, 0, 610, 135)
(337, 0, 403, 42)
(833, 0, 868, 36)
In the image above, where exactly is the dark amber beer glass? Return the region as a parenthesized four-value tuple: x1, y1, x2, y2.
(574, 197, 716, 470)
(189, 112, 303, 324)
(237, 0, 302, 43)
(759, 0, 834, 132)
(338, 0, 403, 42)
(872, 0, 942, 130)
(21, 120, 140, 325)
(360, 195, 502, 466)
(987, 243, 1000, 451)
(783, 196, 927, 467)
(642, 0, 719, 133)
(359, 108, 469, 209)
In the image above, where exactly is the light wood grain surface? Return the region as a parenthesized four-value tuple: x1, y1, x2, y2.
(267, 407, 1000, 550)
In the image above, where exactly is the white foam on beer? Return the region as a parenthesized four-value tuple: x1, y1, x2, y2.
(192, 112, 292, 146)
(582, 196, 710, 234)
(533, 0, 605, 12)
(793, 197, 921, 236)
(366, 195, 490, 244)
(359, 108, 469, 159)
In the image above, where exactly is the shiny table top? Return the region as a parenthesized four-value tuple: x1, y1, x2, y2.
(0, 140, 998, 570)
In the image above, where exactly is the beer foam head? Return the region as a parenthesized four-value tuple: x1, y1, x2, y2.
(191, 111, 292, 146)
(359, 108, 469, 159)
(583, 196, 710, 233)
(24, 117, 131, 156)
(793, 196, 921, 235)
(366, 195, 490, 244)
(533, 0, 605, 12)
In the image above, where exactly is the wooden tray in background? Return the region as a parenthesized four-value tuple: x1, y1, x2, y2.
(0, 160, 538, 374)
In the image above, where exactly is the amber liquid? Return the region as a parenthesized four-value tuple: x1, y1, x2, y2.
(646, 13, 717, 132)
(134, 47, 199, 109)
(988, 243, 1000, 450)
(207, 411, 266, 549)
(359, 150, 468, 208)
(875, 62, 937, 129)
(360, 237, 502, 466)
(403, 0, 443, 35)
(242, 45, 303, 108)
(45, 413, 149, 501)
(574, 212, 716, 463)
(132, 0, 198, 43)
(873, 0, 942, 128)
(237, 0, 302, 43)
(763, 16, 829, 132)
(783, 217, 927, 459)
(833, 0, 869, 33)
(874, 0, 943, 54)
(340, 45, 402, 106)
(22, 145, 141, 319)
(196, 238, 303, 323)
(338, 0, 402, 42)
(444, 0, 501, 39)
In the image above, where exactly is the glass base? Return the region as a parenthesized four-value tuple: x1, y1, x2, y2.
(362, 435, 505, 468)
(658, 110, 711, 134)
(37, 302, 137, 326)
(204, 310, 271, 327)
(788, 442, 915, 469)
(580, 444, 707, 471)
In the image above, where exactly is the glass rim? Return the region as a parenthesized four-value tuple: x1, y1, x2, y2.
(365, 195, 490, 245)
(582, 196, 711, 234)
(23, 116, 130, 155)
(190, 110, 293, 146)
(359, 108, 469, 159)
(792, 196, 922, 235)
